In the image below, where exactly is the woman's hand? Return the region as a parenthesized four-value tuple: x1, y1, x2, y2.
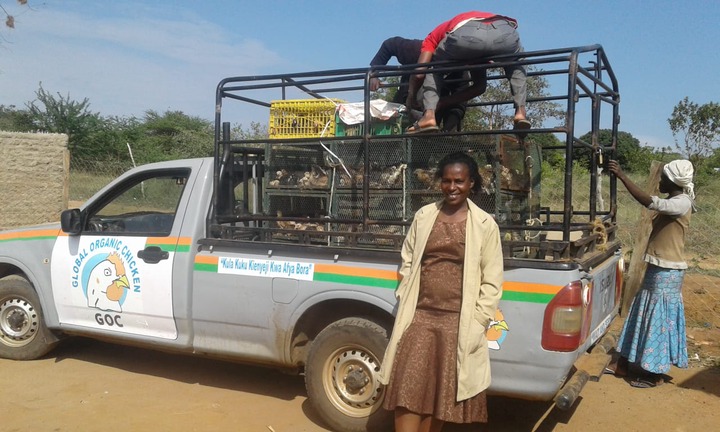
(369, 77, 381, 92)
(607, 160, 625, 179)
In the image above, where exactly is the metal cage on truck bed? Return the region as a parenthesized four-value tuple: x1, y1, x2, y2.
(210, 44, 621, 270)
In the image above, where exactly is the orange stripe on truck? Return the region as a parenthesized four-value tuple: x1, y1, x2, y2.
(503, 281, 563, 295)
(314, 263, 398, 281)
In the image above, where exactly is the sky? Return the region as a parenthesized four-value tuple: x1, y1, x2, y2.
(1, 0, 719, 150)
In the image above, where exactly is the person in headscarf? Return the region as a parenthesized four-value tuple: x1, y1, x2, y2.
(606, 159, 696, 388)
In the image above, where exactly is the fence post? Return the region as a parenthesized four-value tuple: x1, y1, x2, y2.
(620, 160, 662, 316)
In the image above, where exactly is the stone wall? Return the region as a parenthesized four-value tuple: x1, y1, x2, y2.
(0, 131, 69, 230)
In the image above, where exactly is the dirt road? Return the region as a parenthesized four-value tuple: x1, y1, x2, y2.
(2, 336, 719, 432)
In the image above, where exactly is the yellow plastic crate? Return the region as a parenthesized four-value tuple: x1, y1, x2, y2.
(269, 99, 344, 139)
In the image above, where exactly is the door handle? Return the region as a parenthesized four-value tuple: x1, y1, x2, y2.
(137, 246, 169, 264)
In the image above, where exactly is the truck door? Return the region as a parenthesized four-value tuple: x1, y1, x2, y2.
(51, 167, 193, 340)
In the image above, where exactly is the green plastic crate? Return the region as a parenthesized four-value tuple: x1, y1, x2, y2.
(334, 113, 403, 137)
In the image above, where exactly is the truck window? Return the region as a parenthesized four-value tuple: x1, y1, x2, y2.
(86, 172, 189, 236)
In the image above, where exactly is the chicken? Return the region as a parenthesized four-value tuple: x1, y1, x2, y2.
(275, 210, 296, 230)
(378, 163, 407, 188)
(275, 210, 325, 232)
(414, 167, 438, 190)
(296, 171, 312, 188)
(351, 168, 365, 186)
(308, 165, 329, 188)
(339, 167, 365, 188)
(478, 164, 496, 194)
(338, 172, 353, 187)
(294, 221, 325, 231)
(297, 165, 329, 188)
(269, 169, 290, 187)
(499, 166, 526, 191)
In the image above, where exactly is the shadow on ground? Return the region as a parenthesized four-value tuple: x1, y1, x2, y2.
(50, 336, 307, 401)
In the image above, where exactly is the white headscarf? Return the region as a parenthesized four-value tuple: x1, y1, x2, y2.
(663, 159, 695, 200)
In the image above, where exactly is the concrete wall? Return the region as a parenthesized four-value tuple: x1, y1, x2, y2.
(0, 131, 69, 230)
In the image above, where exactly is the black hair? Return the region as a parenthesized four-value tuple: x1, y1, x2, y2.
(435, 151, 482, 194)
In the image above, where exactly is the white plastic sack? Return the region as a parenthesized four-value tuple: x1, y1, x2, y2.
(337, 100, 405, 125)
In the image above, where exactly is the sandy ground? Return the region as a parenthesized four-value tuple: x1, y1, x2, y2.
(1, 335, 718, 432)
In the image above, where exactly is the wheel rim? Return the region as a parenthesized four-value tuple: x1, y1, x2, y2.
(0, 296, 39, 348)
(322, 343, 384, 418)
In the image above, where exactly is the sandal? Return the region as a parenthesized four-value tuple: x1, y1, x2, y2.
(629, 373, 664, 388)
(629, 378, 660, 388)
(406, 120, 439, 134)
(513, 119, 531, 130)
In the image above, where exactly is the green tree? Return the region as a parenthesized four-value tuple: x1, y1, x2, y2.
(23, 84, 148, 170)
(372, 76, 401, 102)
(26, 83, 105, 153)
(0, 104, 33, 131)
(668, 97, 720, 170)
(80, 115, 144, 168)
(463, 66, 565, 131)
(133, 110, 213, 163)
(577, 129, 650, 173)
(529, 133, 565, 169)
(703, 147, 720, 178)
(374, 66, 563, 131)
(232, 121, 269, 140)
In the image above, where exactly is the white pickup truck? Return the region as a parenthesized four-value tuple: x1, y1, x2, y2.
(0, 45, 623, 432)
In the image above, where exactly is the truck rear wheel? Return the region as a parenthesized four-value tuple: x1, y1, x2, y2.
(0, 275, 59, 360)
(305, 317, 392, 432)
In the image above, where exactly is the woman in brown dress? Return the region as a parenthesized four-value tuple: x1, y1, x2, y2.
(378, 151, 504, 432)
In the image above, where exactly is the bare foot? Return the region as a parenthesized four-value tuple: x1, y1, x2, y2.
(417, 110, 437, 129)
(514, 106, 527, 122)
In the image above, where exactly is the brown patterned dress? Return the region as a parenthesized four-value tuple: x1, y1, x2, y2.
(383, 218, 488, 423)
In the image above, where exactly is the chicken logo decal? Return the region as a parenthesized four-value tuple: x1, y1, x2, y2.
(486, 309, 509, 351)
(84, 252, 130, 312)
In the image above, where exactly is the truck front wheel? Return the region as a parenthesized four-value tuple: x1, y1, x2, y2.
(305, 317, 392, 432)
(0, 275, 59, 360)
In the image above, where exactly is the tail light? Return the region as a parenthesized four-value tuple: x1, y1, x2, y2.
(541, 280, 592, 352)
(615, 256, 625, 306)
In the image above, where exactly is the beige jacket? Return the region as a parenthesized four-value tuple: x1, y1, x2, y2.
(378, 199, 504, 401)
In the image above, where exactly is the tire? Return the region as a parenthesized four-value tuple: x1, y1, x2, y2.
(305, 317, 393, 432)
(0, 275, 60, 360)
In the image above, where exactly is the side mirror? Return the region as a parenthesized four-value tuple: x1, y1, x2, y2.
(60, 209, 82, 235)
